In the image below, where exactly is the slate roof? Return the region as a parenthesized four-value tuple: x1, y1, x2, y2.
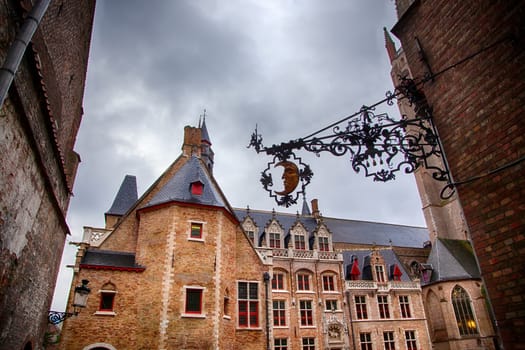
(106, 175, 138, 216)
(80, 249, 145, 270)
(201, 118, 211, 145)
(342, 249, 411, 282)
(147, 156, 227, 208)
(233, 208, 429, 249)
(424, 238, 481, 285)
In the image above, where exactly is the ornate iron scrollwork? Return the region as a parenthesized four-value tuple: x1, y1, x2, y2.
(48, 311, 76, 325)
(248, 77, 454, 206)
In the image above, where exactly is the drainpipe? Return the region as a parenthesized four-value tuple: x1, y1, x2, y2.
(263, 272, 271, 350)
(0, 0, 51, 108)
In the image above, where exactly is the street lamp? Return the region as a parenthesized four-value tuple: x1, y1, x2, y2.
(48, 279, 91, 325)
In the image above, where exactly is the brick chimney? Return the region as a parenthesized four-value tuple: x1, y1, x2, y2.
(182, 126, 202, 157)
(311, 199, 320, 220)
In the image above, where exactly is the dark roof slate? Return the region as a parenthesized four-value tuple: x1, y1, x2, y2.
(425, 238, 481, 284)
(81, 249, 145, 269)
(200, 118, 211, 145)
(147, 156, 227, 208)
(106, 175, 138, 216)
(233, 209, 429, 249)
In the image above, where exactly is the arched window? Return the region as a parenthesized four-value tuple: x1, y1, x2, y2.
(451, 285, 478, 336)
(97, 282, 117, 314)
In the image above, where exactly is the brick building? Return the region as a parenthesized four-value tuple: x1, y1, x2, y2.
(0, 1, 95, 349)
(59, 122, 445, 349)
(389, 1, 525, 349)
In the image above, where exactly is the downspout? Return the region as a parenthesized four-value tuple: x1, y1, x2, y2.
(0, 0, 51, 108)
(263, 272, 271, 350)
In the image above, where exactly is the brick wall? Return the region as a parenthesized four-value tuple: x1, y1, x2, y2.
(392, 1, 525, 348)
(0, 1, 94, 348)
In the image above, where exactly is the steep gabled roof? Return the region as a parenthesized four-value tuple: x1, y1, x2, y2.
(106, 175, 138, 216)
(200, 118, 212, 145)
(425, 238, 481, 284)
(146, 156, 226, 208)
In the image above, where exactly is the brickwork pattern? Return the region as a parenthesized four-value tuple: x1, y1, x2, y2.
(0, 1, 95, 348)
(392, 1, 525, 348)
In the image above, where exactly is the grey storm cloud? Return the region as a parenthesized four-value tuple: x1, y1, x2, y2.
(52, 0, 426, 311)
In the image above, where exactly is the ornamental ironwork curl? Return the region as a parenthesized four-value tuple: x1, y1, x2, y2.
(48, 311, 75, 325)
(248, 77, 455, 206)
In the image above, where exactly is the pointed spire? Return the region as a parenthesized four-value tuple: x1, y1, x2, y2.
(384, 27, 398, 63)
(200, 109, 211, 145)
(106, 175, 138, 216)
(301, 195, 311, 216)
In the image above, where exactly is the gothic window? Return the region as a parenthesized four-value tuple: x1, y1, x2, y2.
(355, 295, 368, 319)
(273, 300, 286, 327)
(452, 285, 479, 336)
(238, 281, 259, 328)
(299, 300, 314, 326)
(399, 295, 412, 318)
(378, 295, 390, 318)
(246, 230, 255, 245)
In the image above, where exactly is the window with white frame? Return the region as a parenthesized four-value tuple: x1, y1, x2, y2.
(238, 281, 259, 328)
(359, 332, 372, 350)
(399, 295, 412, 318)
(246, 230, 255, 245)
(183, 287, 204, 317)
(378, 295, 390, 319)
(190, 222, 204, 240)
(318, 236, 330, 251)
(405, 330, 417, 350)
(273, 300, 286, 327)
(275, 338, 288, 350)
(325, 299, 338, 311)
(375, 265, 386, 282)
(383, 331, 395, 350)
(272, 272, 285, 290)
(97, 282, 117, 314)
(299, 300, 313, 326)
(322, 274, 335, 291)
(302, 337, 315, 350)
(294, 234, 306, 250)
(355, 295, 368, 319)
(269, 232, 281, 248)
(297, 273, 311, 291)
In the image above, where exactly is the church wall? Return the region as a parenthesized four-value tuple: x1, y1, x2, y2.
(392, 1, 525, 346)
(422, 280, 496, 350)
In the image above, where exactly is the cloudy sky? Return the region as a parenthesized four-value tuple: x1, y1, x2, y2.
(52, 0, 426, 310)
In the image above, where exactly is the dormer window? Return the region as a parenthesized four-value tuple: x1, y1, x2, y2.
(190, 181, 203, 195)
(294, 234, 306, 250)
(318, 236, 330, 251)
(375, 265, 386, 282)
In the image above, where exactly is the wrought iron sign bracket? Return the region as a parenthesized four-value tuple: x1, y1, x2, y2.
(248, 77, 455, 206)
(48, 310, 77, 325)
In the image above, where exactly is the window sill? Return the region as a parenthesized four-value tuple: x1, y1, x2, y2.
(188, 238, 205, 243)
(94, 311, 116, 316)
(322, 290, 339, 294)
(299, 325, 316, 329)
(273, 326, 289, 329)
(236, 327, 262, 331)
(182, 313, 206, 318)
(296, 290, 315, 294)
(223, 315, 231, 320)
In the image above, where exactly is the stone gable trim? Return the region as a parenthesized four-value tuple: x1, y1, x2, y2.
(79, 264, 145, 272)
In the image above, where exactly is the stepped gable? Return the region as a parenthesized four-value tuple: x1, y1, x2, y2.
(342, 249, 411, 282)
(105, 175, 138, 216)
(80, 249, 145, 271)
(425, 238, 481, 284)
(146, 155, 227, 208)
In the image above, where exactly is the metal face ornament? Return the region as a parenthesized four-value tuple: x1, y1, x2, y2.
(274, 161, 299, 195)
